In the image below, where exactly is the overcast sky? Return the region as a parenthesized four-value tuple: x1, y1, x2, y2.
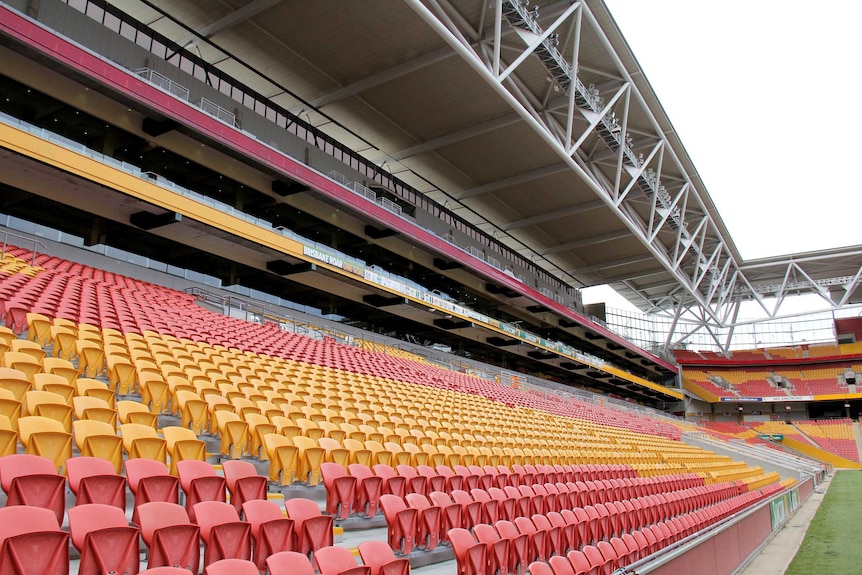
(586, 1, 862, 311)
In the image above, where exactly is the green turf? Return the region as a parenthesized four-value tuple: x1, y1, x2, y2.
(785, 471, 862, 574)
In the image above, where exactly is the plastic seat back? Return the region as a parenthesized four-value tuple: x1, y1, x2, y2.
(66, 456, 127, 508)
(321, 461, 356, 519)
(242, 499, 295, 572)
(0, 505, 69, 575)
(448, 527, 486, 575)
(138, 502, 200, 573)
(222, 460, 266, 514)
(202, 558, 259, 575)
(177, 460, 226, 521)
(379, 494, 417, 555)
(193, 501, 252, 566)
(349, 463, 383, 518)
(357, 540, 410, 575)
(68, 503, 141, 575)
(265, 551, 315, 575)
(0, 453, 66, 524)
(285, 497, 333, 558)
(315, 545, 371, 575)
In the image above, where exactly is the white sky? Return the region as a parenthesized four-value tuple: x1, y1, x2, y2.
(585, 1, 862, 312)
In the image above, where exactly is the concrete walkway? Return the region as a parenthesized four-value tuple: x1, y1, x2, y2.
(853, 421, 862, 461)
(738, 473, 832, 575)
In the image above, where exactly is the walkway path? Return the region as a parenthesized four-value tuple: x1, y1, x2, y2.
(739, 473, 832, 575)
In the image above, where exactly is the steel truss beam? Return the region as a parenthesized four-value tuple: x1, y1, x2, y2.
(407, 0, 862, 355)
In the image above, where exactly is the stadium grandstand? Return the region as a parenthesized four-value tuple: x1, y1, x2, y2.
(0, 0, 856, 574)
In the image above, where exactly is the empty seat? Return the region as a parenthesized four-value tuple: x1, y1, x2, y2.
(222, 459, 267, 514)
(177, 460, 226, 521)
(357, 540, 410, 575)
(126, 458, 180, 524)
(321, 461, 357, 519)
(266, 551, 315, 575)
(17, 415, 73, 473)
(68, 503, 141, 575)
(242, 499, 295, 572)
(316, 545, 371, 575)
(138, 502, 200, 573)
(379, 493, 418, 555)
(202, 558, 260, 575)
(348, 463, 383, 518)
(72, 419, 124, 473)
(0, 453, 66, 524)
(194, 501, 253, 567)
(285, 497, 334, 562)
(67, 456, 127, 508)
(473, 523, 510, 575)
(448, 527, 487, 575)
(0, 505, 69, 575)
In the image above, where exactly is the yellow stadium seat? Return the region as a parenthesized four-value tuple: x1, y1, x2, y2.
(175, 390, 207, 435)
(76, 340, 104, 377)
(73, 396, 117, 427)
(0, 414, 17, 456)
(75, 378, 115, 407)
(2, 353, 41, 383)
(24, 390, 73, 432)
(292, 435, 325, 486)
(33, 373, 74, 404)
(244, 413, 275, 460)
(0, 388, 22, 430)
(384, 441, 411, 467)
(162, 425, 206, 475)
(139, 373, 169, 414)
(263, 433, 298, 485)
(72, 419, 123, 473)
(11, 339, 47, 362)
(106, 354, 137, 395)
(342, 438, 373, 467)
(297, 418, 324, 440)
(117, 400, 158, 428)
(120, 422, 167, 463)
(41, 357, 78, 385)
(214, 410, 249, 459)
(25, 313, 52, 347)
(18, 415, 73, 473)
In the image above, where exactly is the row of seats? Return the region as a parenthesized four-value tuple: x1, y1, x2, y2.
(0, 503, 403, 575)
(469, 487, 780, 575)
(376, 475, 742, 557)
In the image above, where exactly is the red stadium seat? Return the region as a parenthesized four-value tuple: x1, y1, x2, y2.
(222, 460, 267, 515)
(379, 493, 417, 555)
(495, 519, 529, 575)
(0, 453, 66, 524)
(126, 458, 180, 525)
(203, 559, 260, 575)
(266, 551, 315, 575)
(68, 503, 141, 575)
(357, 540, 410, 575)
(315, 545, 371, 575)
(405, 492, 442, 550)
(0, 505, 69, 575)
(473, 523, 509, 575)
(67, 456, 127, 509)
(348, 463, 383, 518)
(177, 460, 226, 521)
(321, 461, 357, 519)
(242, 499, 295, 572)
(448, 528, 486, 575)
(138, 502, 200, 574)
(194, 501, 252, 567)
(285, 497, 334, 562)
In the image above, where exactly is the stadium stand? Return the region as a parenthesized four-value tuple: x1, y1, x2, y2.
(0, 243, 800, 574)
